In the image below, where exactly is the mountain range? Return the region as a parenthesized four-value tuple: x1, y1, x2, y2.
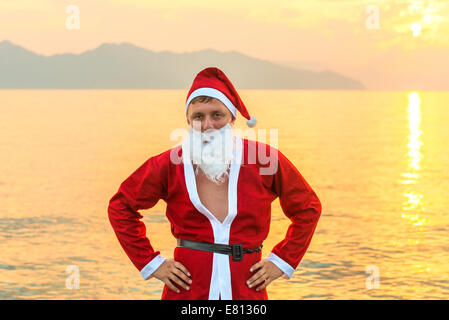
(0, 40, 365, 89)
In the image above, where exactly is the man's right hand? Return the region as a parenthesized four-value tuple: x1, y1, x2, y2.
(151, 259, 192, 293)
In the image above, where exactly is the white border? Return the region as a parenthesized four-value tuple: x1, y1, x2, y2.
(182, 135, 243, 300)
(186, 87, 237, 118)
(140, 253, 167, 280)
(266, 252, 295, 279)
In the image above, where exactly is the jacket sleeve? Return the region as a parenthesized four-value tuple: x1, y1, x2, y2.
(107, 154, 168, 280)
(266, 148, 322, 279)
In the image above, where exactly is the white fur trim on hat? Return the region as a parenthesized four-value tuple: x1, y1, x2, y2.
(186, 87, 237, 118)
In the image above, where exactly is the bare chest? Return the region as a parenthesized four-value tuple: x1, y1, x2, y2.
(194, 167, 229, 223)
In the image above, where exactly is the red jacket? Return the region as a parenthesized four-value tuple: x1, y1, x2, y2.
(108, 136, 322, 300)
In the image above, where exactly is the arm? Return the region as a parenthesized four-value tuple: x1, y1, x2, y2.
(107, 154, 168, 280)
(267, 148, 322, 279)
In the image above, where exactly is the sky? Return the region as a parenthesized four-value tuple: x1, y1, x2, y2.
(1, 0, 448, 90)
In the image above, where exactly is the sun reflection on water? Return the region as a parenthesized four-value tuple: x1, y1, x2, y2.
(401, 92, 425, 226)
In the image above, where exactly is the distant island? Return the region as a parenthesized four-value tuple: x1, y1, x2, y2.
(0, 40, 365, 89)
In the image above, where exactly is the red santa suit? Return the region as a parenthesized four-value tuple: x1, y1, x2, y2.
(107, 67, 322, 300)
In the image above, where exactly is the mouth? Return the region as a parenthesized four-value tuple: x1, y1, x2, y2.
(203, 136, 215, 144)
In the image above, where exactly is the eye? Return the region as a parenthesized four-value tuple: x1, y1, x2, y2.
(214, 112, 223, 118)
(193, 114, 203, 120)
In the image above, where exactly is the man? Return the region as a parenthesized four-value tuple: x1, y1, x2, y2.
(108, 67, 322, 300)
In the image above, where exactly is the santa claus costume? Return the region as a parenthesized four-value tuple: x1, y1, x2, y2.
(108, 67, 322, 300)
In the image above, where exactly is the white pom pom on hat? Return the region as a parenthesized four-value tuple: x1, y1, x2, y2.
(186, 67, 257, 127)
(246, 116, 257, 127)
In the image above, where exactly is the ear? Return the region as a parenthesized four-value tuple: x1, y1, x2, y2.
(186, 105, 191, 125)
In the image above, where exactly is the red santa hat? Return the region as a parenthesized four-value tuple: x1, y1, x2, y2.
(186, 67, 257, 127)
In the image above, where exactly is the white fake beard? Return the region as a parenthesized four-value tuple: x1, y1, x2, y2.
(185, 123, 235, 184)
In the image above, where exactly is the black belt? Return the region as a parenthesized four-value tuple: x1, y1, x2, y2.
(177, 238, 263, 262)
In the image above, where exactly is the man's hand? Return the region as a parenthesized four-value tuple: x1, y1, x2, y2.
(247, 259, 284, 291)
(151, 259, 192, 293)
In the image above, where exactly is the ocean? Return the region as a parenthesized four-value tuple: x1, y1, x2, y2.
(1, 89, 448, 299)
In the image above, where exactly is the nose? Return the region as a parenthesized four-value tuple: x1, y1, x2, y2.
(202, 115, 214, 131)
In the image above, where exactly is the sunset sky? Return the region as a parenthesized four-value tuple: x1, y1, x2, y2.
(1, 0, 448, 90)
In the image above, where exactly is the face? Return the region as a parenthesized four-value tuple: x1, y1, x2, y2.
(186, 99, 235, 132)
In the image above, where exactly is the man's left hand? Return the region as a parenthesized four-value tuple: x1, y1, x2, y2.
(247, 259, 284, 291)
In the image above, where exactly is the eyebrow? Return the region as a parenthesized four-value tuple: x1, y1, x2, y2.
(190, 110, 224, 117)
